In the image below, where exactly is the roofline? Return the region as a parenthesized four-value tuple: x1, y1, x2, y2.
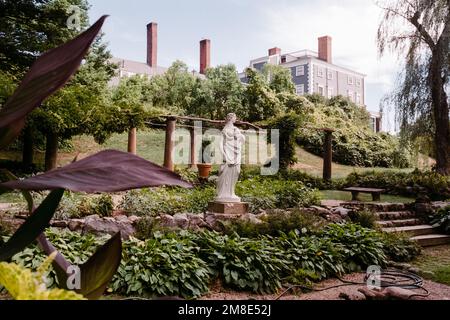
(248, 51, 366, 77)
(308, 57, 366, 77)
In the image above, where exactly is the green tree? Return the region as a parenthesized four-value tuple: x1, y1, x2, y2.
(0, 0, 117, 170)
(189, 64, 245, 120)
(377, 0, 450, 174)
(262, 64, 295, 94)
(243, 68, 284, 122)
(0, 0, 90, 74)
(147, 60, 196, 114)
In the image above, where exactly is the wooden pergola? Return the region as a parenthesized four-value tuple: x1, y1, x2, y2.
(144, 115, 335, 180)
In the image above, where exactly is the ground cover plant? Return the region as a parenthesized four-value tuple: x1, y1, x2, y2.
(119, 177, 320, 216)
(2, 222, 421, 299)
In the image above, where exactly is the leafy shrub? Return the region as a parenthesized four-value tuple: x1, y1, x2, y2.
(296, 95, 412, 168)
(193, 231, 290, 293)
(111, 232, 212, 298)
(174, 167, 199, 184)
(236, 178, 320, 212)
(0, 218, 13, 239)
(379, 232, 421, 262)
(50, 192, 114, 219)
(348, 209, 378, 229)
(119, 186, 215, 216)
(429, 205, 450, 234)
(261, 113, 305, 169)
(134, 217, 160, 239)
(274, 233, 345, 280)
(91, 194, 114, 217)
(345, 169, 450, 200)
(277, 169, 345, 190)
(120, 177, 320, 216)
(223, 209, 327, 237)
(321, 223, 387, 271)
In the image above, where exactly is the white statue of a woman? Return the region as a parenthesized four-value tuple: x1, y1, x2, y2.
(215, 113, 245, 202)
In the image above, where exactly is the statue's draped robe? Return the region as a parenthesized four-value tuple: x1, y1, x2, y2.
(215, 125, 245, 202)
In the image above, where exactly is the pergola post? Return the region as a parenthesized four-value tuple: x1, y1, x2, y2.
(323, 130, 333, 180)
(163, 117, 176, 171)
(127, 127, 137, 154)
(189, 127, 196, 168)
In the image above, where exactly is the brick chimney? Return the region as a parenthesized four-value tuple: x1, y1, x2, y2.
(268, 47, 281, 56)
(200, 39, 210, 74)
(318, 36, 332, 63)
(146, 22, 157, 67)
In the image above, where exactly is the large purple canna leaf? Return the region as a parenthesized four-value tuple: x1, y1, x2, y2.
(0, 149, 192, 192)
(0, 15, 108, 148)
(37, 232, 122, 300)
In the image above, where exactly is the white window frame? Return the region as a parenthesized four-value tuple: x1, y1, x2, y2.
(317, 67, 324, 78)
(327, 70, 333, 80)
(327, 87, 334, 98)
(347, 90, 354, 102)
(295, 65, 305, 76)
(356, 93, 361, 105)
(318, 85, 325, 96)
(347, 76, 354, 85)
(356, 78, 361, 87)
(295, 84, 305, 95)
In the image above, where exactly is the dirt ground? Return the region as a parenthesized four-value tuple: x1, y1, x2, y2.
(200, 273, 450, 300)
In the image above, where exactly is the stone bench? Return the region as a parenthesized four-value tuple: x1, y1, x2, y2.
(343, 187, 385, 201)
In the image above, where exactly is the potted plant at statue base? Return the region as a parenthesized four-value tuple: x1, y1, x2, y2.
(197, 137, 212, 178)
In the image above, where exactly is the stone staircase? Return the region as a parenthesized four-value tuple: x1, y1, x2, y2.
(372, 203, 450, 247)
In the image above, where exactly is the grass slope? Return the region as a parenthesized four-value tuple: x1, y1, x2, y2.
(293, 146, 413, 179)
(412, 245, 450, 286)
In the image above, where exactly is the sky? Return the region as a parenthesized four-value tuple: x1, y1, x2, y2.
(88, 0, 402, 132)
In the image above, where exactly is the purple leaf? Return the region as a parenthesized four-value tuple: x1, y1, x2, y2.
(0, 15, 108, 148)
(78, 232, 122, 299)
(0, 149, 192, 192)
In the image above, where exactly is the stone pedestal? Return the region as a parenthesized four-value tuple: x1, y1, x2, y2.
(205, 201, 249, 231)
(207, 201, 249, 215)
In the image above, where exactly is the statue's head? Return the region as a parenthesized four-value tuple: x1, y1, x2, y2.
(226, 113, 237, 124)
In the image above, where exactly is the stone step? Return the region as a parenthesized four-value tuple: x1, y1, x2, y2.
(342, 202, 408, 212)
(376, 211, 417, 220)
(376, 218, 421, 228)
(382, 224, 438, 237)
(410, 234, 450, 247)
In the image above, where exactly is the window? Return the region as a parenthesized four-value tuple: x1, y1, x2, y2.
(317, 67, 324, 78)
(327, 87, 334, 98)
(318, 85, 324, 96)
(347, 90, 354, 102)
(356, 93, 361, 105)
(295, 84, 305, 95)
(347, 76, 354, 85)
(295, 65, 305, 76)
(356, 78, 361, 87)
(327, 70, 333, 80)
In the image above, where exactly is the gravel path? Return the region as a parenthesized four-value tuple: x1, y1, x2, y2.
(200, 273, 450, 300)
